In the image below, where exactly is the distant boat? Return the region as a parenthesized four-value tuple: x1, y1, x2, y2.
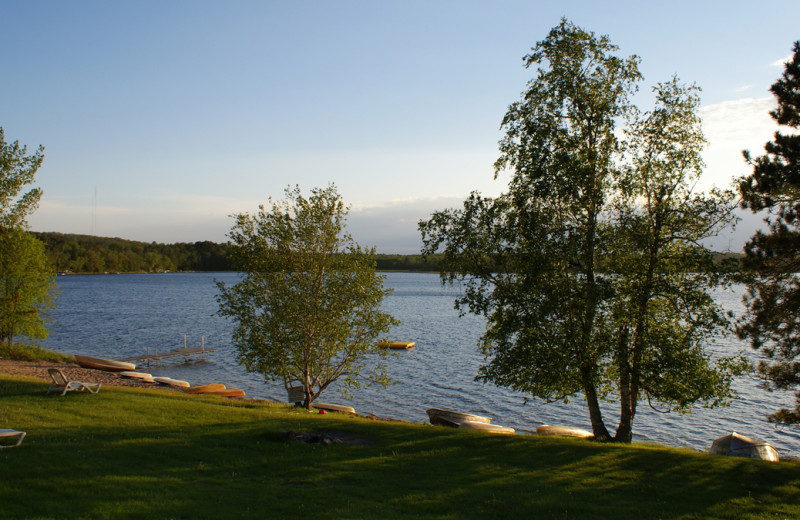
(710, 432, 779, 462)
(378, 341, 415, 350)
(75, 355, 136, 372)
(536, 425, 594, 438)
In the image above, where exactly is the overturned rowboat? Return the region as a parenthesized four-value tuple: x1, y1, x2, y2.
(427, 408, 492, 425)
(427, 408, 514, 434)
(153, 376, 190, 388)
(536, 425, 594, 438)
(75, 355, 136, 372)
(184, 383, 226, 394)
(710, 432, 779, 462)
(119, 371, 156, 383)
(314, 403, 356, 414)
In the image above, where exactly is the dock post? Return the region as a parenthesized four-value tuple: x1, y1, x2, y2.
(146, 347, 150, 368)
(202, 336, 205, 360)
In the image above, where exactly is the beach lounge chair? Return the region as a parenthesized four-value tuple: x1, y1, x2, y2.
(0, 429, 26, 448)
(47, 368, 101, 396)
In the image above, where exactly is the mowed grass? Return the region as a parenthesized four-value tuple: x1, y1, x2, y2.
(1, 374, 799, 520)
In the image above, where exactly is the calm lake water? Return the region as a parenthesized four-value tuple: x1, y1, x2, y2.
(41, 272, 800, 456)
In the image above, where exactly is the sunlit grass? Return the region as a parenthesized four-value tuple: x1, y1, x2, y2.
(0, 343, 74, 363)
(1, 373, 798, 519)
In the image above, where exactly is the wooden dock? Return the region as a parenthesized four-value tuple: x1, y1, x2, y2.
(120, 336, 217, 367)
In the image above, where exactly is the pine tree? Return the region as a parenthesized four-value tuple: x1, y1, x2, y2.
(738, 41, 800, 424)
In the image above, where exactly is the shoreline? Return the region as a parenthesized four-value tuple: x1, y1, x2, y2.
(0, 359, 188, 392)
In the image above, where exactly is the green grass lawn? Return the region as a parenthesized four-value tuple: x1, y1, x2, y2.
(1, 374, 798, 520)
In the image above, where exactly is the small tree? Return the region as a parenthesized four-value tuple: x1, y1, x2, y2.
(0, 228, 56, 346)
(0, 128, 54, 349)
(217, 185, 398, 408)
(738, 41, 800, 424)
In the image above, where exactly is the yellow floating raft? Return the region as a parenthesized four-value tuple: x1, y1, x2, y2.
(378, 341, 415, 350)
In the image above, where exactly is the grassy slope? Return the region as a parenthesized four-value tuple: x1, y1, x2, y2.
(1, 374, 798, 520)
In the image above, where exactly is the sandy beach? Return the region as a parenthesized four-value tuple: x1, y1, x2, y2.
(0, 359, 181, 391)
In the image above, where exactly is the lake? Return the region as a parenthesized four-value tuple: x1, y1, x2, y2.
(40, 272, 800, 456)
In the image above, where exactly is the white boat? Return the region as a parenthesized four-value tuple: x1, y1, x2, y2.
(153, 376, 190, 388)
(536, 425, 594, 438)
(314, 403, 356, 414)
(710, 432, 779, 462)
(427, 408, 493, 425)
(458, 420, 515, 435)
(75, 355, 136, 372)
(119, 371, 156, 383)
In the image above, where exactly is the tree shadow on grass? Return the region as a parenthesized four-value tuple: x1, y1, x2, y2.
(1, 377, 799, 519)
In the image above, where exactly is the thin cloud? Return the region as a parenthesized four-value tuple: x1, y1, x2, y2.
(772, 54, 793, 67)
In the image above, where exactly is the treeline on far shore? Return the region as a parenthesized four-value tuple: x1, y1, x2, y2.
(31, 232, 743, 275)
(31, 232, 444, 274)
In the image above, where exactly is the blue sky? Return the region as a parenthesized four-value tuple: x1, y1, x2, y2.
(2, 1, 798, 252)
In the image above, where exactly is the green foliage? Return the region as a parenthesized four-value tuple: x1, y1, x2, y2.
(0, 127, 44, 230)
(737, 41, 800, 425)
(217, 185, 399, 408)
(2, 374, 799, 520)
(0, 229, 56, 347)
(421, 20, 743, 442)
(0, 129, 55, 348)
(0, 342, 73, 362)
(33, 232, 233, 273)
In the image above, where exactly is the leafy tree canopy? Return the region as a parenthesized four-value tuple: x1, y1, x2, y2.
(421, 19, 745, 442)
(217, 185, 398, 408)
(0, 128, 44, 231)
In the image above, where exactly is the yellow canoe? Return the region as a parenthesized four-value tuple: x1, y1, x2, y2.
(184, 383, 226, 394)
(203, 388, 245, 398)
(378, 341, 415, 350)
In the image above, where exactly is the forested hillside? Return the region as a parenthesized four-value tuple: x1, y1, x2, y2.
(31, 232, 443, 274)
(33, 233, 231, 273)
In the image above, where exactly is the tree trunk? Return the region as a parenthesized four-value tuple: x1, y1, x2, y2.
(582, 367, 611, 440)
(615, 327, 634, 442)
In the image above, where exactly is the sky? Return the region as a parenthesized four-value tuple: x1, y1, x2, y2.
(2, 1, 798, 253)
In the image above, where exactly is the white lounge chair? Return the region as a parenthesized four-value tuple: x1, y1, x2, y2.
(0, 429, 26, 448)
(47, 368, 101, 396)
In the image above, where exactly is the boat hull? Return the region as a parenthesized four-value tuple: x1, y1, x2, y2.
(75, 355, 136, 372)
(459, 420, 515, 434)
(710, 432, 779, 462)
(378, 341, 415, 350)
(153, 376, 190, 388)
(119, 371, 155, 383)
(536, 425, 594, 438)
(203, 388, 245, 397)
(314, 403, 356, 414)
(184, 383, 226, 394)
(427, 408, 492, 424)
